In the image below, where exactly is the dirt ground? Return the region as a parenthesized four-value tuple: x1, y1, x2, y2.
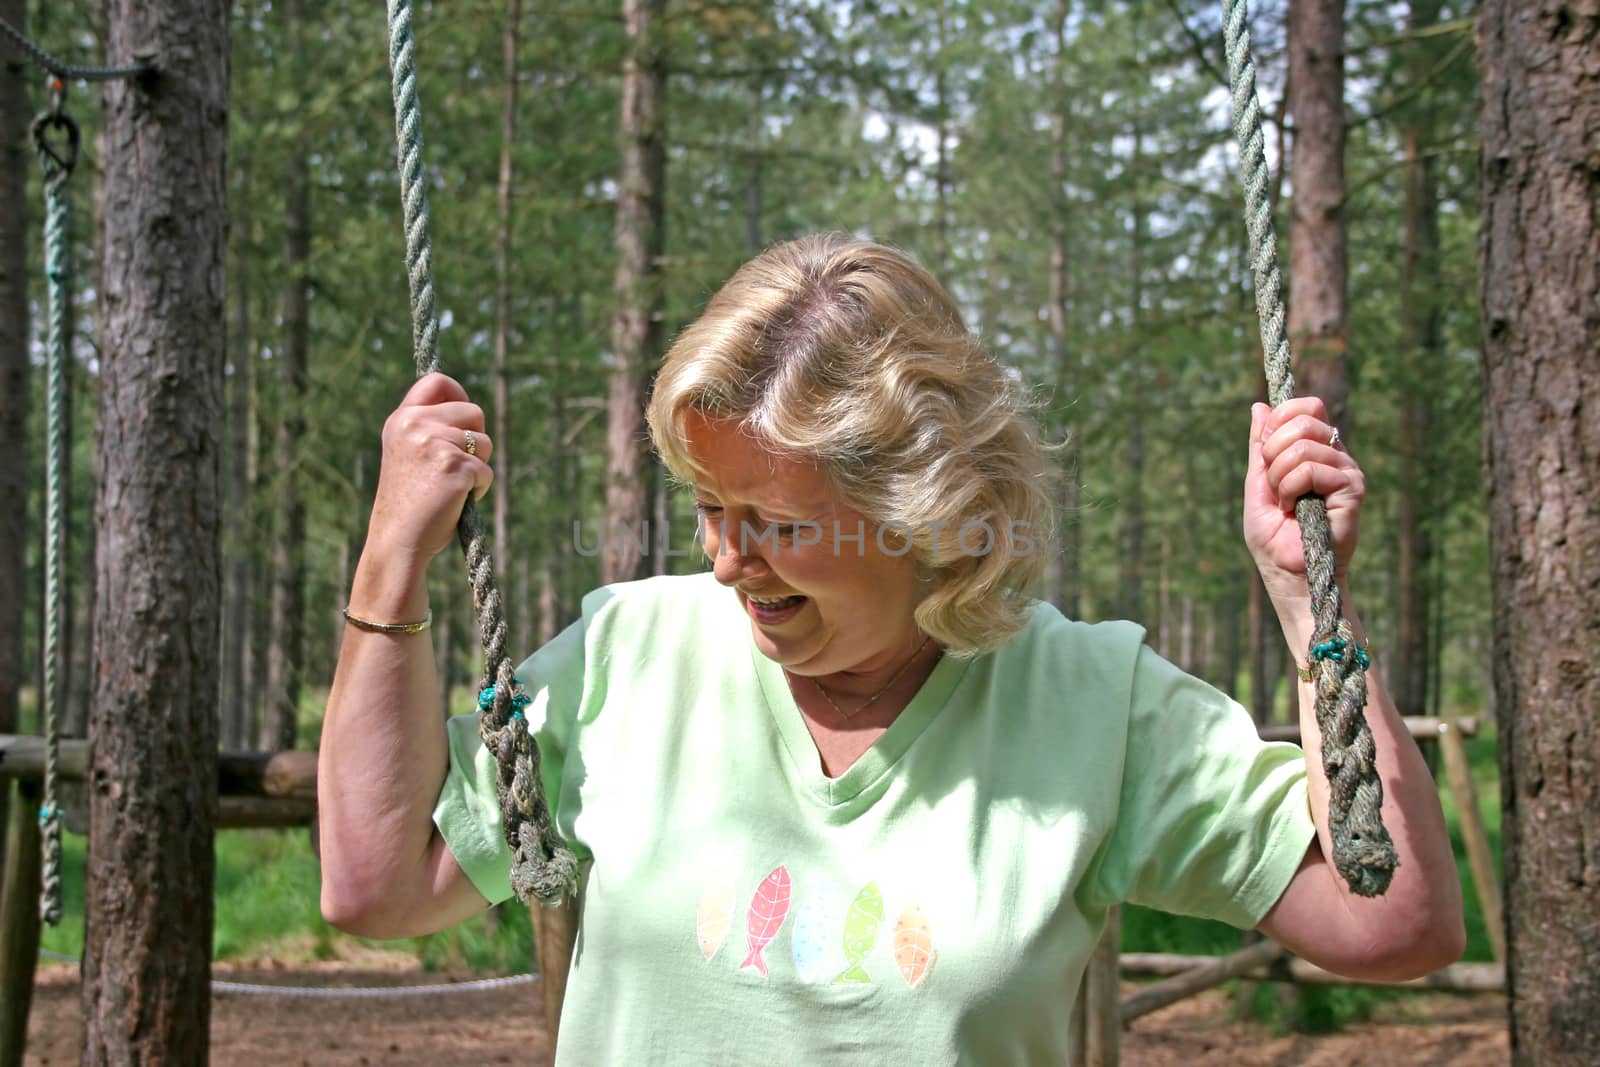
(28, 959, 1507, 1066)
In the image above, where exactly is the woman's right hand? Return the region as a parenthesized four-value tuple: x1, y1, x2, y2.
(366, 372, 496, 569)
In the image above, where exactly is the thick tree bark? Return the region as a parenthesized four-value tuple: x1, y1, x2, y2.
(261, 0, 309, 752)
(0, 0, 28, 770)
(83, 1, 228, 1062)
(0, 2, 31, 1054)
(1479, 3, 1600, 1062)
(1287, 0, 1349, 428)
(601, 0, 667, 587)
(494, 0, 521, 653)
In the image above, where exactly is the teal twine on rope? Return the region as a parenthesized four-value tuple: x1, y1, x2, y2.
(1221, 0, 1396, 897)
(31, 93, 77, 928)
(384, 0, 576, 906)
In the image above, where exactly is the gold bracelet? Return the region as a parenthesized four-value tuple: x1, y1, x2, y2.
(342, 606, 432, 635)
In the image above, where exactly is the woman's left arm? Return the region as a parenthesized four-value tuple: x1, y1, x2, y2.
(1244, 398, 1465, 981)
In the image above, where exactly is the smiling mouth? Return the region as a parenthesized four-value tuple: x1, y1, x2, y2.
(746, 594, 807, 609)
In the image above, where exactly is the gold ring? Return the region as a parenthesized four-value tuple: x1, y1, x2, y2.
(464, 429, 477, 457)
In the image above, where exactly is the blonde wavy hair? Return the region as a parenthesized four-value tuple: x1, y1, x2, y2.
(646, 233, 1054, 655)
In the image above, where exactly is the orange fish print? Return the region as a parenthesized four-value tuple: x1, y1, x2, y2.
(740, 865, 792, 978)
(696, 885, 736, 961)
(893, 904, 935, 988)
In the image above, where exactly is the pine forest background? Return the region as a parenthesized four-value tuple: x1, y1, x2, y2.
(11, 0, 1485, 753)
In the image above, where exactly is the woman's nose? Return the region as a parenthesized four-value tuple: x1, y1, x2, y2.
(709, 518, 767, 586)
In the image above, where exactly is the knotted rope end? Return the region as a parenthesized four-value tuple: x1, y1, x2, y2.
(510, 826, 580, 909)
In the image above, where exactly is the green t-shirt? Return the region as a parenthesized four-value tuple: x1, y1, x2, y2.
(435, 573, 1313, 1065)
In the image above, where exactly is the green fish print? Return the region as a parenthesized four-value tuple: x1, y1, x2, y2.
(835, 882, 884, 983)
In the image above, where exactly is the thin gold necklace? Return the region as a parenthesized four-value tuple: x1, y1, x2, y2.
(802, 636, 934, 721)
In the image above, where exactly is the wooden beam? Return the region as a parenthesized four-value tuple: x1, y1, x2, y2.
(0, 737, 317, 800)
(1120, 951, 1504, 996)
(1257, 715, 1476, 743)
(216, 796, 316, 829)
(1120, 939, 1287, 1024)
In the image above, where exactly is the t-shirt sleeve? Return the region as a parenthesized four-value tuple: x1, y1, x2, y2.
(1092, 645, 1316, 930)
(432, 617, 588, 906)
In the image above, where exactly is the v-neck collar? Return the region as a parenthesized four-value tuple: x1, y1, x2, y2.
(750, 631, 972, 807)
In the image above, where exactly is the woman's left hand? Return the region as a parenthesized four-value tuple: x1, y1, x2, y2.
(1243, 397, 1365, 601)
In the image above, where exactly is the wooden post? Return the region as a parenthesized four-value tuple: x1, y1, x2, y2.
(0, 782, 44, 1067)
(1438, 720, 1505, 962)
(534, 900, 578, 1050)
(1068, 980, 1086, 1065)
(1083, 904, 1120, 1065)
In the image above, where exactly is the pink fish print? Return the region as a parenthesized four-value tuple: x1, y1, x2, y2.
(740, 865, 792, 978)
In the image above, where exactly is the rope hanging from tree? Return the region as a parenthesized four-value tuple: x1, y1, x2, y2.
(383, 0, 577, 907)
(31, 77, 79, 928)
(3, 17, 159, 928)
(1221, 0, 1396, 897)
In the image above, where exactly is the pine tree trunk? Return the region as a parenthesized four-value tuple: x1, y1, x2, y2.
(1248, 572, 1280, 722)
(1048, 0, 1079, 621)
(1393, 0, 1443, 722)
(1479, 3, 1600, 1061)
(933, 0, 950, 275)
(1286, 0, 1349, 428)
(83, 1, 228, 1060)
(539, 335, 566, 645)
(263, 0, 310, 752)
(0, 0, 28, 754)
(746, 81, 763, 254)
(494, 0, 521, 654)
(601, 0, 667, 587)
(0, 1, 33, 1053)
(221, 162, 254, 750)
(1119, 114, 1145, 625)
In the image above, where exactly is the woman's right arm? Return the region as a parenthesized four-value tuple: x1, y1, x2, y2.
(318, 373, 497, 938)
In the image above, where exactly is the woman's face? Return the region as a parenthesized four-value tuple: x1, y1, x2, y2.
(683, 412, 922, 678)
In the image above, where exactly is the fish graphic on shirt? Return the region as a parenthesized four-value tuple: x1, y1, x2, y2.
(696, 885, 736, 961)
(790, 896, 837, 983)
(892, 904, 936, 988)
(740, 865, 792, 978)
(834, 881, 884, 983)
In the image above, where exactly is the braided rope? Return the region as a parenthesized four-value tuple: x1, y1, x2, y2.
(0, 16, 151, 82)
(384, 0, 576, 906)
(31, 109, 76, 927)
(1222, 0, 1395, 897)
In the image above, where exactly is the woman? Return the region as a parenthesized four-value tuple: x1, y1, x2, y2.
(319, 234, 1463, 1063)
